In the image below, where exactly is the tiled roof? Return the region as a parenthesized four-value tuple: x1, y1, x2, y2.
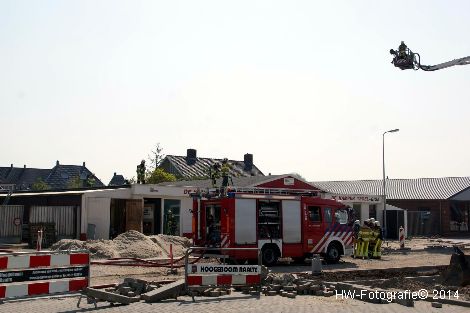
(0, 163, 104, 190)
(311, 177, 470, 200)
(0, 167, 50, 189)
(161, 155, 264, 179)
(158, 175, 283, 188)
(46, 165, 104, 189)
(109, 173, 127, 186)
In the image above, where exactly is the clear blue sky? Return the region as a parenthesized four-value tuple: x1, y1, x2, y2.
(1, 0, 470, 183)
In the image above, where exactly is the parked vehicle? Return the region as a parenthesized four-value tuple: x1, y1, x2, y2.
(191, 188, 354, 265)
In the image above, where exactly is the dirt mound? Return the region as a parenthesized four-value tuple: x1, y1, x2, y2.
(50, 239, 117, 259)
(113, 231, 163, 259)
(149, 234, 191, 257)
(51, 231, 190, 259)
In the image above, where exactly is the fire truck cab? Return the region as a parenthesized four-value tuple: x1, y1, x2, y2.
(192, 188, 354, 266)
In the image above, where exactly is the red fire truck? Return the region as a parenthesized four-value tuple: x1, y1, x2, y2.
(192, 188, 354, 266)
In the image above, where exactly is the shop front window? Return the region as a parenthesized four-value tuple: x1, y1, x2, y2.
(163, 199, 181, 235)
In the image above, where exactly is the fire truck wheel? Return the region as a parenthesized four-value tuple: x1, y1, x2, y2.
(262, 245, 279, 266)
(325, 242, 341, 264)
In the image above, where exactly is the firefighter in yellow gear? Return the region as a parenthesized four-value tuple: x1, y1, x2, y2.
(137, 160, 146, 184)
(220, 158, 233, 188)
(358, 219, 373, 259)
(367, 219, 377, 258)
(372, 221, 383, 258)
(398, 41, 407, 59)
(210, 162, 221, 188)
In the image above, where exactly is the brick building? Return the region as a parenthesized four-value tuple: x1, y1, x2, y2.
(313, 177, 470, 236)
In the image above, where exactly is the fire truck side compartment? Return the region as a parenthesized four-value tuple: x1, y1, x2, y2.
(235, 198, 257, 244)
(282, 200, 302, 243)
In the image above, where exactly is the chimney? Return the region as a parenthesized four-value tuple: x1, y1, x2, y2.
(56, 160, 59, 166)
(244, 153, 253, 171)
(186, 148, 197, 165)
(24, 165, 26, 168)
(83, 162, 86, 167)
(11, 164, 13, 168)
(114, 172, 116, 176)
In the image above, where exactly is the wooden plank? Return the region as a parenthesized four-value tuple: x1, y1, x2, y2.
(141, 279, 185, 303)
(126, 200, 143, 232)
(83, 287, 140, 305)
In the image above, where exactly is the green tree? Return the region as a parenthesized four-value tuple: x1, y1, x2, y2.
(68, 176, 83, 188)
(31, 178, 50, 191)
(146, 168, 177, 184)
(147, 143, 165, 171)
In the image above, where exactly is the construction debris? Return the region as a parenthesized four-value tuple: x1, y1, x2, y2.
(141, 279, 186, 302)
(78, 278, 186, 307)
(79, 287, 141, 306)
(260, 272, 336, 298)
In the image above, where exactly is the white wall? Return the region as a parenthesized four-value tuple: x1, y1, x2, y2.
(86, 197, 111, 240)
(80, 188, 132, 238)
(180, 197, 193, 235)
(360, 203, 370, 224)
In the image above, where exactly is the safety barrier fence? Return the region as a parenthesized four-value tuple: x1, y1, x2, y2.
(184, 247, 262, 301)
(0, 250, 89, 303)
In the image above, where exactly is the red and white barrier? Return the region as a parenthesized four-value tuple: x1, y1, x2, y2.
(399, 226, 405, 249)
(0, 278, 88, 299)
(186, 263, 261, 289)
(0, 252, 89, 270)
(0, 251, 89, 301)
(187, 274, 260, 286)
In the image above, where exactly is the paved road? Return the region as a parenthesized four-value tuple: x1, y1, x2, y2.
(1, 293, 468, 313)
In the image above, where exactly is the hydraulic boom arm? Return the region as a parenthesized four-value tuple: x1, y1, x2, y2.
(419, 56, 470, 71)
(390, 41, 470, 71)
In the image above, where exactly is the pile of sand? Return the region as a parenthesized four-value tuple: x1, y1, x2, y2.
(51, 230, 191, 260)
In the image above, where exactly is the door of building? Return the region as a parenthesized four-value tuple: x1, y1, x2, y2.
(385, 210, 404, 239)
(126, 199, 143, 232)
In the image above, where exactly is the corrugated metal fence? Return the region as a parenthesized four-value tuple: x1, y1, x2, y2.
(29, 206, 77, 239)
(0, 205, 24, 242)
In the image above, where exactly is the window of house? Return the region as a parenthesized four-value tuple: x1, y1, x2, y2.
(308, 206, 322, 222)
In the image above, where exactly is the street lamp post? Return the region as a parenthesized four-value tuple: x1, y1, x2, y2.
(383, 129, 399, 239)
